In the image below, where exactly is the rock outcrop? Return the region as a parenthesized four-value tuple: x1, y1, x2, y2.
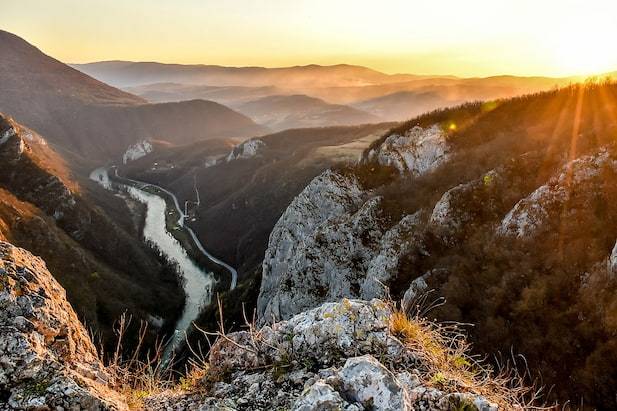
(259, 170, 424, 322)
(608, 240, 617, 278)
(368, 125, 449, 175)
(0, 124, 17, 146)
(499, 150, 617, 238)
(146, 299, 500, 411)
(226, 138, 266, 162)
(258, 126, 454, 323)
(122, 140, 153, 164)
(0, 242, 126, 410)
(0, 115, 77, 223)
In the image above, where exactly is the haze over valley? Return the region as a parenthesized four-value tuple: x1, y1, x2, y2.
(2, 1, 617, 410)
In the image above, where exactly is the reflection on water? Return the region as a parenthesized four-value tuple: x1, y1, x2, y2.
(127, 187, 214, 334)
(90, 168, 214, 360)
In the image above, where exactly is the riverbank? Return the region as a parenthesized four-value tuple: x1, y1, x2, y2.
(90, 166, 239, 362)
(109, 168, 236, 293)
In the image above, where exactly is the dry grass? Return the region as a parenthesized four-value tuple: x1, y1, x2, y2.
(390, 302, 553, 410)
(97, 296, 557, 410)
(100, 314, 208, 410)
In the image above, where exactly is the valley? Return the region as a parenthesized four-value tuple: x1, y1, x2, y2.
(2, 16, 617, 410)
(90, 166, 237, 360)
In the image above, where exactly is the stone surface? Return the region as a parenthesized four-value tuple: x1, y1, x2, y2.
(336, 355, 411, 410)
(122, 139, 153, 164)
(293, 381, 361, 411)
(147, 299, 505, 411)
(0, 241, 126, 410)
(499, 150, 617, 238)
(226, 138, 266, 161)
(259, 169, 424, 322)
(608, 240, 617, 278)
(369, 125, 449, 175)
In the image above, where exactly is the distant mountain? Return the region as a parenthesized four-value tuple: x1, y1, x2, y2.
(235, 94, 381, 130)
(352, 90, 461, 121)
(349, 75, 585, 121)
(74, 59, 586, 125)
(125, 82, 285, 105)
(72, 61, 433, 88)
(0, 30, 266, 163)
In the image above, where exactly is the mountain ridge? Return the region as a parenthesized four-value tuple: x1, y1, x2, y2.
(253, 82, 617, 408)
(0, 113, 185, 350)
(0, 30, 266, 163)
(235, 94, 381, 130)
(72, 60, 434, 88)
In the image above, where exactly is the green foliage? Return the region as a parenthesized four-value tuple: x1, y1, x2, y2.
(24, 378, 50, 397)
(452, 397, 477, 411)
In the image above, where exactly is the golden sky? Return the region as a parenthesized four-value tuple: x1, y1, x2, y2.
(2, 0, 617, 77)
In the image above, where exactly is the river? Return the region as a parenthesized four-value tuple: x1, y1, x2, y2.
(90, 167, 215, 362)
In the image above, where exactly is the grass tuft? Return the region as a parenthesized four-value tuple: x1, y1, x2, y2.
(390, 304, 552, 410)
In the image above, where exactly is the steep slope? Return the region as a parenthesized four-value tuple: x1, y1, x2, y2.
(0, 114, 184, 351)
(120, 123, 394, 280)
(235, 94, 380, 130)
(0, 31, 143, 106)
(0, 30, 266, 162)
(0, 242, 127, 410)
(2, 240, 529, 410)
(256, 82, 617, 409)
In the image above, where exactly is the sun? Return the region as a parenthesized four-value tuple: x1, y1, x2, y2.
(547, 23, 617, 76)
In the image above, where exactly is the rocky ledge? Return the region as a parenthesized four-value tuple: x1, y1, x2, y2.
(0, 242, 126, 410)
(0, 240, 521, 410)
(367, 125, 450, 175)
(146, 299, 504, 411)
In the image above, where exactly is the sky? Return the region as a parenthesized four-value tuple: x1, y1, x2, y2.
(2, 0, 617, 77)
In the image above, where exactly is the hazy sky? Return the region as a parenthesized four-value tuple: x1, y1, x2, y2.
(2, 0, 617, 77)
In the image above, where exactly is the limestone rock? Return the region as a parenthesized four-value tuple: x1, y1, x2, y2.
(293, 381, 361, 411)
(608, 240, 617, 278)
(122, 139, 153, 164)
(259, 169, 425, 322)
(258, 170, 366, 321)
(499, 150, 617, 238)
(0, 241, 126, 410)
(226, 138, 266, 161)
(152, 299, 508, 410)
(336, 355, 412, 411)
(368, 125, 449, 175)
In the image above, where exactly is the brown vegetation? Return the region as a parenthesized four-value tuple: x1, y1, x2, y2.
(353, 80, 617, 409)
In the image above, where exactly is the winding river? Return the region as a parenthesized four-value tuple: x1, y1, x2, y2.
(89, 167, 219, 362)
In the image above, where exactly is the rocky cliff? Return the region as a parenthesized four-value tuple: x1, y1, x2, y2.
(1, 240, 521, 410)
(0, 242, 126, 410)
(258, 125, 450, 322)
(0, 113, 184, 354)
(258, 170, 425, 321)
(256, 84, 617, 409)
